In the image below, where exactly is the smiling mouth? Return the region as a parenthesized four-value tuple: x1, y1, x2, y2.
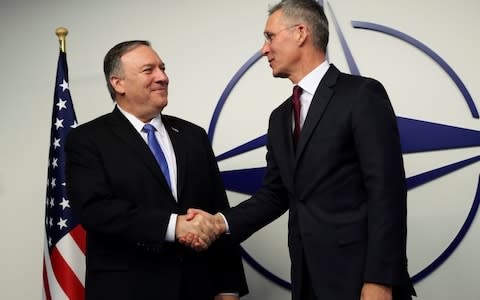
(152, 88, 167, 92)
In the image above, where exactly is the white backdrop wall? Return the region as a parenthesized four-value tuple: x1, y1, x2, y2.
(1, 0, 479, 299)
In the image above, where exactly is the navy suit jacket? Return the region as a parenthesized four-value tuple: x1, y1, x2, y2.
(223, 65, 415, 299)
(65, 107, 248, 300)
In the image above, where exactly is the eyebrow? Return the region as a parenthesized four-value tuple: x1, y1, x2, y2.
(141, 62, 165, 69)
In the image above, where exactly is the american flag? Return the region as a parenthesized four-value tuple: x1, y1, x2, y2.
(43, 50, 86, 300)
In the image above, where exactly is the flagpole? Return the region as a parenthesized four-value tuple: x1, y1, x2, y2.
(55, 27, 68, 53)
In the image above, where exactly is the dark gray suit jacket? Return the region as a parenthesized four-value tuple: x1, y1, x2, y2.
(66, 107, 248, 300)
(224, 65, 415, 299)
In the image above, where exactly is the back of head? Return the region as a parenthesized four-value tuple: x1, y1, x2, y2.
(269, 0, 329, 52)
(103, 40, 151, 101)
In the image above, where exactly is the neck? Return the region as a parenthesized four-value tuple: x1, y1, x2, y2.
(290, 49, 326, 84)
(116, 101, 160, 123)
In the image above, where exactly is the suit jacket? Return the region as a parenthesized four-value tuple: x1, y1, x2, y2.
(65, 107, 248, 300)
(223, 65, 415, 299)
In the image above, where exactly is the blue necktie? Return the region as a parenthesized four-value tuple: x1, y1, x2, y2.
(142, 124, 172, 190)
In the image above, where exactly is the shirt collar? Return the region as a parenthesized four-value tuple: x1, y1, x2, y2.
(116, 104, 165, 133)
(296, 60, 330, 96)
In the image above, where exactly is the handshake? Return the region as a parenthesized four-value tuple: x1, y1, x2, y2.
(175, 208, 227, 251)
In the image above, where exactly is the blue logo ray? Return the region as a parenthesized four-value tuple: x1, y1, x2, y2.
(407, 155, 480, 190)
(325, 2, 360, 75)
(216, 134, 267, 162)
(399, 117, 480, 153)
(221, 167, 266, 195)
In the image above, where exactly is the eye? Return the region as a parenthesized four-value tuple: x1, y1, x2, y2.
(264, 32, 274, 43)
(143, 68, 153, 74)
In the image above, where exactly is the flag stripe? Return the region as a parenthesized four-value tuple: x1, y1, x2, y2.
(70, 224, 87, 255)
(42, 258, 52, 300)
(51, 247, 85, 300)
(57, 230, 86, 285)
(44, 237, 69, 299)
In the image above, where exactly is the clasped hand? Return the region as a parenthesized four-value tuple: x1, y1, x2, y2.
(175, 209, 226, 251)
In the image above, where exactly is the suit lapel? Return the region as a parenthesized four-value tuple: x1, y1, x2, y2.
(107, 108, 175, 199)
(295, 64, 339, 161)
(281, 101, 296, 168)
(270, 100, 297, 191)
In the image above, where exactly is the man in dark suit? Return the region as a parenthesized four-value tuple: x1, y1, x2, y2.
(65, 40, 248, 300)
(184, 1, 416, 299)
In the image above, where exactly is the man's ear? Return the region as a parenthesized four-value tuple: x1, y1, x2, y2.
(110, 76, 125, 95)
(297, 24, 308, 45)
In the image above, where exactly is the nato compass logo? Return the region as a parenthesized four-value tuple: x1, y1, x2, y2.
(207, 1, 479, 290)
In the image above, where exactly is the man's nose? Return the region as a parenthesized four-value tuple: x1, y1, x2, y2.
(154, 68, 168, 82)
(261, 41, 270, 56)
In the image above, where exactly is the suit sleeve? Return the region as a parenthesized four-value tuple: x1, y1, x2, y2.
(223, 110, 290, 244)
(65, 127, 171, 246)
(351, 79, 408, 285)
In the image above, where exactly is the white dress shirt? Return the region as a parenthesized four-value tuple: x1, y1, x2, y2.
(116, 105, 178, 242)
(293, 60, 330, 130)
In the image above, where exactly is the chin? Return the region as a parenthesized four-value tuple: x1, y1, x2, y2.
(152, 98, 168, 111)
(159, 101, 168, 110)
(273, 71, 288, 78)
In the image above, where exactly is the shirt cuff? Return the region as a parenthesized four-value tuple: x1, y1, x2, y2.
(217, 292, 239, 296)
(165, 213, 177, 242)
(218, 212, 231, 234)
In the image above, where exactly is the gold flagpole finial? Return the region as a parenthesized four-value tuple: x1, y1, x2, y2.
(55, 27, 69, 53)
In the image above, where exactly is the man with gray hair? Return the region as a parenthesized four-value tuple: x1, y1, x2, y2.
(183, 1, 416, 299)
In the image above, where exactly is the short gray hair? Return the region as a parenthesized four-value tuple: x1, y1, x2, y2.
(269, 0, 329, 52)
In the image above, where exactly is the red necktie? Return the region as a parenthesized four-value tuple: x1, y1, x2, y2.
(292, 85, 302, 145)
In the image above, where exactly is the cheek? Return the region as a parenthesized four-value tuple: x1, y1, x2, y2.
(273, 43, 290, 59)
(280, 46, 297, 64)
